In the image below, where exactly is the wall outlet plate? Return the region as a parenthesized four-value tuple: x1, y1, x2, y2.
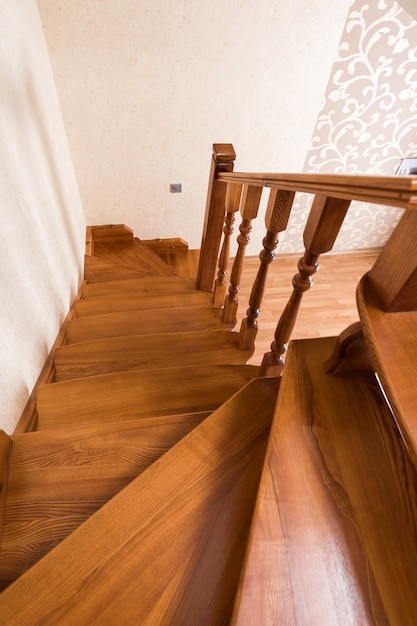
(170, 183, 182, 193)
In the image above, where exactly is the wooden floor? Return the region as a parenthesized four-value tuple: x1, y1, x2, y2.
(184, 248, 381, 366)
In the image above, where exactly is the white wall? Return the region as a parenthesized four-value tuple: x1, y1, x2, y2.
(37, 0, 352, 254)
(0, 1, 85, 433)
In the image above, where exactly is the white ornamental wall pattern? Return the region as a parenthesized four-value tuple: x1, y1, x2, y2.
(279, 0, 417, 253)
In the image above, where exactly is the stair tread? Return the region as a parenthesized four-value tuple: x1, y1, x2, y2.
(54, 330, 253, 381)
(84, 255, 157, 282)
(65, 307, 234, 344)
(91, 238, 177, 277)
(37, 365, 259, 429)
(0, 377, 279, 624)
(0, 414, 208, 589)
(81, 275, 197, 298)
(232, 337, 417, 625)
(75, 290, 214, 317)
(357, 273, 417, 469)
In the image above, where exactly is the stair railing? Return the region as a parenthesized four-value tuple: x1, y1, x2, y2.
(197, 144, 417, 375)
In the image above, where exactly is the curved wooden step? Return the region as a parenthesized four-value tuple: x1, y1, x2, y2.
(0, 377, 279, 624)
(54, 330, 253, 381)
(65, 307, 234, 344)
(92, 238, 176, 277)
(81, 275, 197, 299)
(74, 290, 214, 317)
(0, 413, 208, 590)
(84, 255, 157, 283)
(36, 365, 259, 430)
(357, 273, 417, 469)
(232, 337, 417, 625)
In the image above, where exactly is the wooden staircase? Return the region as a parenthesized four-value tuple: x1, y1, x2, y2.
(1, 149, 417, 624)
(0, 223, 280, 624)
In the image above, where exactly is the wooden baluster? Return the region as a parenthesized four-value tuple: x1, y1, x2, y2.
(238, 188, 295, 350)
(222, 185, 263, 324)
(213, 183, 243, 307)
(197, 144, 236, 292)
(260, 194, 351, 376)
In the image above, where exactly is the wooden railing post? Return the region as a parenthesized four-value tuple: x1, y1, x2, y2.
(213, 183, 243, 307)
(222, 185, 263, 324)
(196, 144, 236, 292)
(238, 188, 295, 350)
(260, 194, 351, 376)
(366, 209, 417, 312)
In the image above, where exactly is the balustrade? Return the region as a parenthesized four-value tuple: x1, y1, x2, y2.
(196, 143, 417, 377)
(222, 185, 263, 324)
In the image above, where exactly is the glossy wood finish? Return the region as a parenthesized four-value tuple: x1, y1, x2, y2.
(239, 188, 295, 350)
(75, 290, 214, 317)
(233, 338, 417, 625)
(222, 185, 263, 325)
(65, 307, 233, 343)
(324, 321, 374, 375)
(93, 238, 176, 276)
(81, 275, 197, 298)
(357, 273, 417, 468)
(36, 365, 259, 429)
(367, 209, 417, 311)
(260, 194, 351, 375)
(213, 182, 242, 306)
(1, 414, 207, 589)
(0, 378, 279, 625)
(218, 171, 417, 209)
(54, 330, 252, 381)
(84, 254, 156, 282)
(197, 144, 236, 292)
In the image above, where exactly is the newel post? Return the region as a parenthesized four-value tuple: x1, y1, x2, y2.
(196, 144, 236, 292)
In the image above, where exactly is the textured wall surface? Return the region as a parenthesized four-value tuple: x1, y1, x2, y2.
(0, 1, 85, 432)
(37, 0, 352, 254)
(280, 0, 417, 252)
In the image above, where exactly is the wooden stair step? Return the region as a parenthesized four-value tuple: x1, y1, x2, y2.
(74, 290, 215, 317)
(0, 377, 279, 624)
(81, 275, 197, 299)
(232, 337, 417, 625)
(0, 413, 208, 590)
(65, 307, 234, 344)
(91, 238, 176, 277)
(142, 239, 200, 278)
(84, 255, 157, 283)
(357, 273, 417, 469)
(36, 365, 259, 430)
(87, 224, 134, 244)
(54, 330, 253, 381)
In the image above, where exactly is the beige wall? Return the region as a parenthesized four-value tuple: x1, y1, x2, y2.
(281, 0, 417, 253)
(0, 1, 85, 432)
(37, 0, 352, 255)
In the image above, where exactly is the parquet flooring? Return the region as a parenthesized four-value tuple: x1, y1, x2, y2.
(182, 248, 381, 365)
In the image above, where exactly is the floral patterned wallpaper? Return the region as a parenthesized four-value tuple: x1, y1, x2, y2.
(279, 0, 417, 253)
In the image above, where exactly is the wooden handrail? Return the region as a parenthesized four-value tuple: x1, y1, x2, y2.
(218, 171, 417, 209)
(198, 143, 417, 377)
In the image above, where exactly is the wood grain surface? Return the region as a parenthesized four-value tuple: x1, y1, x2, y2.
(0, 377, 279, 625)
(232, 337, 417, 625)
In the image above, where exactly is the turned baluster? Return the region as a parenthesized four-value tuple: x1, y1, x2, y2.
(260, 194, 351, 376)
(197, 144, 236, 292)
(222, 185, 263, 324)
(213, 183, 243, 307)
(238, 188, 295, 350)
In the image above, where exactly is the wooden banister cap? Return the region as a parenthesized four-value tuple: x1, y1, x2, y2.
(213, 144, 236, 162)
